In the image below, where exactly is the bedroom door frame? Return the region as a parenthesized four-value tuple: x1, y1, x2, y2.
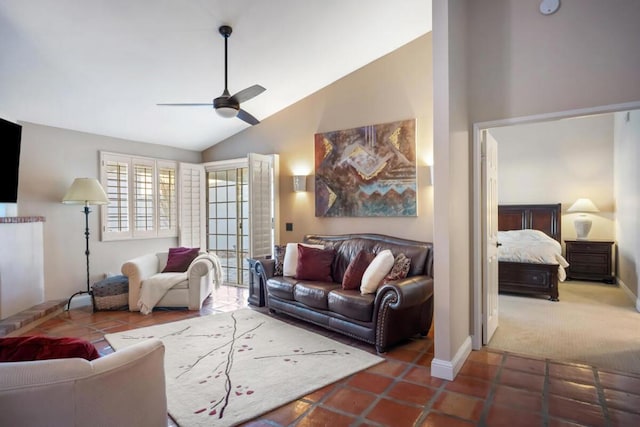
(471, 100, 640, 350)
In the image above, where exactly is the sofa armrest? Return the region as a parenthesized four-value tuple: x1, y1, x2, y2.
(255, 258, 276, 283)
(188, 257, 213, 281)
(121, 253, 160, 312)
(374, 275, 434, 310)
(0, 339, 167, 427)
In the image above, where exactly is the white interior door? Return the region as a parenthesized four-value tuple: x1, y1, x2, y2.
(482, 130, 499, 344)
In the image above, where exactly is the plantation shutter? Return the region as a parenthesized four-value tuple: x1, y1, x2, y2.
(101, 153, 131, 240)
(179, 162, 206, 249)
(132, 158, 155, 238)
(248, 153, 277, 258)
(157, 161, 177, 237)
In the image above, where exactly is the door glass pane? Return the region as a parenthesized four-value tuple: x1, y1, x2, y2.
(216, 186, 227, 202)
(216, 203, 226, 218)
(227, 202, 236, 218)
(206, 167, 249, 287)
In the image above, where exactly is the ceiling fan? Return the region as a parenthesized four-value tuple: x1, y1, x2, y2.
(157, 25, 266, 125)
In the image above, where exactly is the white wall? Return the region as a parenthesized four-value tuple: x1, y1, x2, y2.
(17, 123, 201, 301)
(202, 34, 434, 245)
(490, 114, 615, 241)
(614, 110, 640, 299)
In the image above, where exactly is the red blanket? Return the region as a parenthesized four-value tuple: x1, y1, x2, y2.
(0, 336, 100, 362)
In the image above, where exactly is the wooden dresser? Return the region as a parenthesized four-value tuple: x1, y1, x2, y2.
(565, 240, 615, 284)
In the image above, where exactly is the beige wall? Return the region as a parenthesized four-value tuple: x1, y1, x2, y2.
(614, 110, 640, 300)
(17, 122, 201, 301)
(490, 114, 615, 241)
(468, 0, 640, 124)
(431, 0, 472, 378)
(434, 0, 640, 378)
(202, 34, 434, 244)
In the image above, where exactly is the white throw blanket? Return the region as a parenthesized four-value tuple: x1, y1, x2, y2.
(138, 253, 224, 315)
(204, 253, 224, 290)
(138, 272, 188, 315)
(498, 229, 570, 281)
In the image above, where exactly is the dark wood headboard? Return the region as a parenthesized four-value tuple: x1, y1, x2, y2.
(498, 204, 562, 242)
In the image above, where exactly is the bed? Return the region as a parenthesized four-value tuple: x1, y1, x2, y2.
(497, 203, 568, 301)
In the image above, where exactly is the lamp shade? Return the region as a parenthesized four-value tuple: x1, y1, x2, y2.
(62, 178, 109, 205)
(567, 198, 599, 213)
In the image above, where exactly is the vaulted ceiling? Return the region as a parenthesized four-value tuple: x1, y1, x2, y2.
(0, 1, 432, 151)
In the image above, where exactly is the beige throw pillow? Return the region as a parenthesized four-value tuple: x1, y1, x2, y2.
(360, 249, 395, 295)
(282, 243, 324, 277)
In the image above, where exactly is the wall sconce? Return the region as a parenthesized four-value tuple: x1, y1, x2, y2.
(293, 175, 307, 192)
(419, 165, 433, 186)
(567, 198, 599, 239)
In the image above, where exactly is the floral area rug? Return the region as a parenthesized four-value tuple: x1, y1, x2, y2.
(105, 308, 382, 426)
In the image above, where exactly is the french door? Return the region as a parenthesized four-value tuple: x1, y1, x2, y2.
(204, 154, 278, 287)
(207, 166, 250, 286)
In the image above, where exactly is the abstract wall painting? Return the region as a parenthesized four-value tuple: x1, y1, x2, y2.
(314, 119, 417, 217)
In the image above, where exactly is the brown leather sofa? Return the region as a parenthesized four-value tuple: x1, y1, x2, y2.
(254, 233, 434, 353)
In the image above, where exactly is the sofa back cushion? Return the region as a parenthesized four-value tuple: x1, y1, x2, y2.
(303, 233, 433, 284)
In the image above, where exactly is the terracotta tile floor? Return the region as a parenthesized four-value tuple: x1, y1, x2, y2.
(16, 285, 640, 427)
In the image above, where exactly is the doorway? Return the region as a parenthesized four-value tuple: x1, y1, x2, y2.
(472, 100, 640, 350)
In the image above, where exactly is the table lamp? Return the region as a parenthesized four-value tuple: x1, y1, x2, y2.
(567, 198, 599, 240)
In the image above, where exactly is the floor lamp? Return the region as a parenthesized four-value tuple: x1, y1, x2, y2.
(62, 178, 109, 311)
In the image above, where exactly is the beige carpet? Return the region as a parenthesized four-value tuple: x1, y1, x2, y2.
(105, 309, 382, 427)
(488, 281, 640, 374)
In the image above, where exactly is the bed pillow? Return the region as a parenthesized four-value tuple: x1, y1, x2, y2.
(282, 242, 324, 277)
(162, 247, 200, 273)
(342, 250, 376, 290)
(295, 245, 335, 282)
(360, 249, 395, 295)
(385, 253, 411, 282)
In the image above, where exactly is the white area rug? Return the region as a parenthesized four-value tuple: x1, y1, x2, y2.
(488, 281, 640, 374)
(105, 309, 382, 426)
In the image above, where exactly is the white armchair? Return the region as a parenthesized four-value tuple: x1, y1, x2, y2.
(0, 339, 167, 427)
(122, 252, 222, 313)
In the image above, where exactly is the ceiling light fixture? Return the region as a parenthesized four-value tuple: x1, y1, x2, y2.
(215, 105, 239, 119)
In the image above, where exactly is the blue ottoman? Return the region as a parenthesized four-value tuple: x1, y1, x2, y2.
(92, 275, 129, 311)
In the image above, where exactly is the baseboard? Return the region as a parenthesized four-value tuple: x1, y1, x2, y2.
(431, 335, 472, 380)
(616, 278, 640, 313)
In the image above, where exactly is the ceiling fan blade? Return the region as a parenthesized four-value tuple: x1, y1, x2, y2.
(157, 103, 212, 107)
(237, 109, 260, 126)
(229, 85, 266, 104)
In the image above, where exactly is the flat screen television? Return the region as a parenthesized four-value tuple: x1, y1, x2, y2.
(0, 118, 22, 203)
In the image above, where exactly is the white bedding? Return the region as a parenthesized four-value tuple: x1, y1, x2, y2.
(498, 229, 569, 281)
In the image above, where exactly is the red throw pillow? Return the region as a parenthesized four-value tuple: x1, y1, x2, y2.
(162, 247, 200, 273)
(0, 336, 100, 362)
(295, 244, 335, 282)
(342, 250, 376, 290)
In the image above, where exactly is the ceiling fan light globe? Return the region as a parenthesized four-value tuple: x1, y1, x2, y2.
(216, 106, 238, 118)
